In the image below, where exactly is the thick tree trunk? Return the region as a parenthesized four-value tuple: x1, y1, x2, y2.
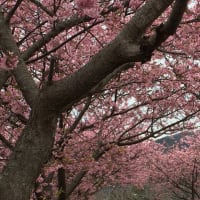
(0, 99, 58, 200)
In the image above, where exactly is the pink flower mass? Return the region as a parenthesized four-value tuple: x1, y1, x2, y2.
(76, 0, 97, 9)
(0, 53, 18, 70)
(0, 0, 199, 199)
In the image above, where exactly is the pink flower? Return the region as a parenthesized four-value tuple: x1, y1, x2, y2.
(129, 0, 141, 9)
(76, 0, 97, 9)
(82, 7, 99, 18)
(76, 0, 99, 18)
(0, 53, 18, 70)
(0, 56, 7, 70)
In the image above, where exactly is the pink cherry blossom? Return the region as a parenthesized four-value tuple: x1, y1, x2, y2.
(0, 0, 199, 199)
(76, 0, 97, 9)
(0, 53, 18, 70)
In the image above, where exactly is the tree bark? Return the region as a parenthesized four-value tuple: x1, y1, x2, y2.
(0, 97, 58, 200)
(57, 168, 66, 200)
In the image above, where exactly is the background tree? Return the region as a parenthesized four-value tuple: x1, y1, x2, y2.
(142, 133, 200, 200)
(0, 0, 199, 199)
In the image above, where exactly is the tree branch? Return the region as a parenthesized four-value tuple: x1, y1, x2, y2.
(65, 170, 87, 198)
(0, 12, 39, 107)
(26, 20, 103, 64)
(17, 21, 47, 47)
(22, 4, 123, 62)
(47, 56, 57, 85)
(57, 168, 66, 200)
(0, 134, 13, 150)
(5, 0, 23, 23)
(30, 0, 54, 17)
(42, 0, 177, 112)
(22, 15, 93, 61)
(0, 70, 11, 90)
(141, 0, 189, 53)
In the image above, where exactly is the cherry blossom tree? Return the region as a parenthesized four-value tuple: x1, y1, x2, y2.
(0, 0, 199, 199)
(143, 133, 200, 200)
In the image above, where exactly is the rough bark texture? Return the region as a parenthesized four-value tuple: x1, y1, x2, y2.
(57, 168, 67, 200)
(0, 97, 58, 200)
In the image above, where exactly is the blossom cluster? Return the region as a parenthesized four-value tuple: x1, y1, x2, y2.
(0, 52, 18, 70)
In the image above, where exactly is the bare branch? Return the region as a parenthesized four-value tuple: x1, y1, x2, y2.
(26, 20, 103, 64)
(117, 109, 199, 146)
(22, 15, 93, 61)
(30, 0, 54, 17)
(56, 97, 92, 150)
(65, 170, 87, 198)
(17, 21, 47, 46)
